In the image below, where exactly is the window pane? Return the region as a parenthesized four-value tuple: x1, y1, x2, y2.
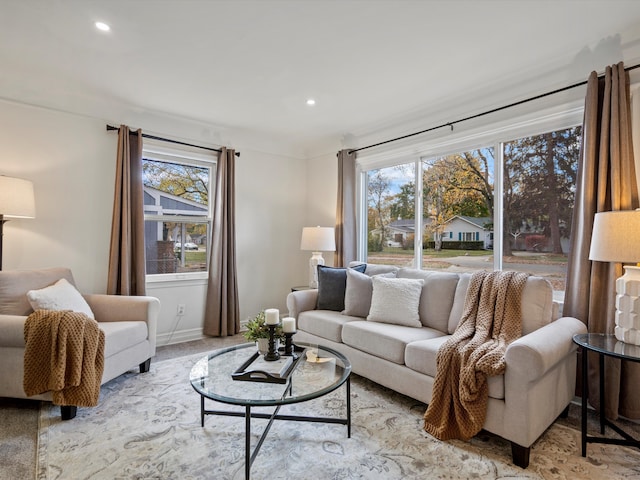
(142, 157, 211, 275)
(366, 163, 416, 266)
(502, 126, 581, 294)
(421, 148, 494, 272)
(142, 159, 209, 208)
(145, 220, 208, 274)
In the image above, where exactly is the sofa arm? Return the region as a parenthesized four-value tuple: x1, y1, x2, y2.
(505, 316, 587, 381)
(286, 289, 318, 319)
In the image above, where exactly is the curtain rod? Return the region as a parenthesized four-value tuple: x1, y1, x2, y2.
(348, 62, 640, 155)
(105, 124, 240, 157)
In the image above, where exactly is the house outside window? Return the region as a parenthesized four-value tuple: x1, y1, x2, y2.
(359, 112, 582, 296)
(142, 143, 215, 278)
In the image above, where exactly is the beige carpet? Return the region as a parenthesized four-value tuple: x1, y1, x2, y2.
(36, 351, 640, 480)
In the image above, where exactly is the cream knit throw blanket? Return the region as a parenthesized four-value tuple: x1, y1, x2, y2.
(24, 309, 105, 407)
(424, 270, 529, 440)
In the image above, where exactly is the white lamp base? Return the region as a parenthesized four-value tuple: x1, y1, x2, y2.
(615, 266, 640, 345)
(308, 252, 325, 289)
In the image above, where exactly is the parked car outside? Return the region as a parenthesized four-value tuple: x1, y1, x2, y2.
(175, 242, 199, 250)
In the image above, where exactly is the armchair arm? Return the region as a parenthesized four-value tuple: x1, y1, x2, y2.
(505, 316, 587, 381)
(84, 294, 160, 352)
(0, 314, 29, 347)
(286, 289, 318, 319)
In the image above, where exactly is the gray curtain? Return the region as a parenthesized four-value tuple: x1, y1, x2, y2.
(203, 147, 239, 337)
(335, 149, 357, 267)
(564, 62, 640, 420)
(107, 125, 146, 296)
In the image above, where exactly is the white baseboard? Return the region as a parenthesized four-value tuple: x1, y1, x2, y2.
(156, 328, 205, 346)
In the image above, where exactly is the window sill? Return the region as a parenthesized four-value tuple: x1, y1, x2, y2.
(146, 272, 208, 283)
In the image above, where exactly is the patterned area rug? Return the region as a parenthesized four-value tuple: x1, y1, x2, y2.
(37, 353, 640, 479)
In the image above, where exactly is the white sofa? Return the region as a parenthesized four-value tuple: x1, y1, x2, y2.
(287, 263, 587, 468)
(0, 267, 160, 419)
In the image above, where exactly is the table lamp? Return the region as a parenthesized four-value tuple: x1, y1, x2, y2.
(589, 210, 640, 344)
(0, 176, 36, 270)
(300, 226, 336, 288)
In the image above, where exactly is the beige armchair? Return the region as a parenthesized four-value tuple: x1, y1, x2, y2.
(0, 267, 160, 419)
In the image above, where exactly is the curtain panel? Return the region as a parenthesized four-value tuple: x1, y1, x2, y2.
(564, 62, 640, 420)
(203, 147, 239, 337)
(335, 149, 357, 267)
(107, 125, 146, 296)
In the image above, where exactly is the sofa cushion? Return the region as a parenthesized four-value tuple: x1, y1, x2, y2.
(348, 262, 400, 276)
(397, 268, 459, 331)
(99, 321, 149, 358)
(27, 278, 95, 319)
(343, 269, 397, 318)
(447, 273, 554, 335)
(405, 337, 505, 399)
(342, 320, 444, 364)
(367, 276, 424, 327)
(298, 310, 360, 343)
(0, 267, 76, 316)
(316, 264, 366, 311)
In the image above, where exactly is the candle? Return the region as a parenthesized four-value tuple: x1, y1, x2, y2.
(282, 317, 296, 333)
(265, 308, 279, 325)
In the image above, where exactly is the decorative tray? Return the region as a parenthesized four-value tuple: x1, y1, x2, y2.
(232, 345, 305, 384)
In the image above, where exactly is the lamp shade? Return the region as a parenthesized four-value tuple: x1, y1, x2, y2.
(300, 226, 336, 252)
(589, 210, 640, 263)
(0, 176, 36, 219)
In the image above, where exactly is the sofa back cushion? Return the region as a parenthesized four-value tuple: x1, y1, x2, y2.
(397, 268, 459, 331)
(447, 272, 554, 335)
(349, 262, 400, 276)
(0, 267, 76, 316)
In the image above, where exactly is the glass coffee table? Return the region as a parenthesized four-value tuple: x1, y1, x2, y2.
(189, 342, 351, 479)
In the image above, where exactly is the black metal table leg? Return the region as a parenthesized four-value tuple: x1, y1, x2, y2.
(245, 405, 251, 480)
(581, 346, 587, 456)
(347, 376, 351, 438)
(599, 352, 605, 435)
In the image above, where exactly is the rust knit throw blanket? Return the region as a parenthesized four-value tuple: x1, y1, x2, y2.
(423, 270, 529, 440)
(23, 309, 105, 407)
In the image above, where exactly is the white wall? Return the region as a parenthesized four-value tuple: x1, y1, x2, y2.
(305, 152, 338, 267)
(0, 99, 311, 345)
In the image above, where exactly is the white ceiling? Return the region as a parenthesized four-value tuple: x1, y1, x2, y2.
(2, 0, 640, 157)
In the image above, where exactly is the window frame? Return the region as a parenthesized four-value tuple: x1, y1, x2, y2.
(142, 142, 216, 283)
(356, 103, 585, 274)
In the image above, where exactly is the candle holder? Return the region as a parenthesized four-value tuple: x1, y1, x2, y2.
(264, 324, 281, 361)
(283, 332, 295, 356)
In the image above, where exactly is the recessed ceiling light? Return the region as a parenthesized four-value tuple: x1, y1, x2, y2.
(306, 99, 316, 106)
(95, 21, 110, 32)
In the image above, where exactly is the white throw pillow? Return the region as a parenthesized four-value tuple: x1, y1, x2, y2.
(27, 278, 95, 319)
(367, 276, 424, 327)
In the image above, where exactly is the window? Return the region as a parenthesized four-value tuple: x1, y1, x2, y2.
(360, 120, 581, 296)
(142, 145, 215, 277)
(366, 163, 416, 266)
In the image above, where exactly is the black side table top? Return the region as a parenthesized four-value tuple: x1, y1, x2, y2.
(573, 333, 640, 362)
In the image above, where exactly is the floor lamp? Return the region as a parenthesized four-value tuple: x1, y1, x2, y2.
(589, 210, 640, 345)
(0, 176, 36, 270)
(300, 226, 336, 288)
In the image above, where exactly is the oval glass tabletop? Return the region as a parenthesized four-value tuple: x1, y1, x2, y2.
(190, 342, 351, 407)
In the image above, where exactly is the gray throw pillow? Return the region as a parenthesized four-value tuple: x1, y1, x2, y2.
(316, 264, 366, 311)
(342, 269, 397, 318)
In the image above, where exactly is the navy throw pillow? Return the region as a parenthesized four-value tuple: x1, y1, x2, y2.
(316, 264, 367, 311)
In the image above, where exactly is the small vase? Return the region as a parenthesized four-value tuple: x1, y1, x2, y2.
(256, 338, 279, 354)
